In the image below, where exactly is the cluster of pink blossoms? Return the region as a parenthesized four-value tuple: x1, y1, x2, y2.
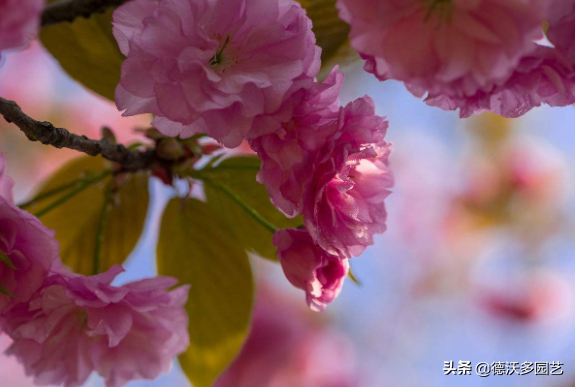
(113, 0, 320, 148)
(256, 85, 393, 310)
(338, 0, 575, 118)
(0, 0, 43, 59)
(268, 92, 393, 311)
(0, 157, 190, 387)
(113, 0, 394, 311)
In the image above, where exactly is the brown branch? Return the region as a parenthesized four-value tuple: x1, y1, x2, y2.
(0, 97, 159, 172)
(41, 0, 130, 27)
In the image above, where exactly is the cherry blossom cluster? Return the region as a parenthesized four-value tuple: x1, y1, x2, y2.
(0, 0, 43, 60)
(338, 0, 575, 118)
(271, 95, 393, 311)
(112, 0, 394, 311)
(0, 155, 190, 387)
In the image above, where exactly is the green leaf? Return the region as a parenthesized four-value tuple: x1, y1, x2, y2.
(297, 0, 359, 78)
(199, 156, 303, 261)
(157, 198, 254, 387)
(25, 156, 149, 275)
(40, 1, 124, 100)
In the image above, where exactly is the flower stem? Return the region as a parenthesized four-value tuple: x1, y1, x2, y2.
(201, 177, 278, 234)
(19, 178, 87, 210)
(93, 187, 113, 275)
(34, 170, 112, 218)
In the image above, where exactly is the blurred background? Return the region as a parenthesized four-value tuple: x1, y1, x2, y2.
(2, 41, 575, 387)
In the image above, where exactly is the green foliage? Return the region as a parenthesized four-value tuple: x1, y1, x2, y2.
(157, 155, 306, 386)
(39, 0, 356, 99)
(199, 155, 303, 260)
(297, 0, 359, 78)
(157, 198, 254, 387)
(40, 0, 124, 100)
(25, 156, 149, 275)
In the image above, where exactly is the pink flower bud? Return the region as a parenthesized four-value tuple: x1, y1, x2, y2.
(274, 228, 349, 312)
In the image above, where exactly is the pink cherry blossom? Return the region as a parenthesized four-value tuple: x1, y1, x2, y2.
(0, 0, 43, 60)
(0, 203, 59, 312)
(113, 0, 320, 148)
(303, 97, 394, 258)
(426, 3, 575, 117)
(274, 228, 349, 312)
(0, 335, 39, 387)
(0, 266, 190, 387)
(476, 270, 575, 326)
(249, 67, 344, 217)
(547, 0, 575, 30)
(425, 46, 575, 117)
(338, 0, 549, 100)
(0, 157, 59, 312)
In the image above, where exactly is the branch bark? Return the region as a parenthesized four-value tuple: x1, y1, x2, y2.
(0, 97, 158, 172)
(41, 0, 130, 27)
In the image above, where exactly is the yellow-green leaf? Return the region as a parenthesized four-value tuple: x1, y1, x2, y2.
(40, 1, 124, 100)
(297, 0, 359, 77)
(158, 198, 254, 387)
(200, 156, 302, 261)
(26, 156, 149, 275)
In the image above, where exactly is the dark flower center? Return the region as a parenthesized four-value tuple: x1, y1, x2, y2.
(209, 34, 238, 73)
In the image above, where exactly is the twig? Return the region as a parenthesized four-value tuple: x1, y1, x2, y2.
(41, 0, 130, 27)
(0, 97, 159, 171)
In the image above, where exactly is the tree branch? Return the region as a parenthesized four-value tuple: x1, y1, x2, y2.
(41, 0, 130, 27)
(0, 97, 158, 172)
